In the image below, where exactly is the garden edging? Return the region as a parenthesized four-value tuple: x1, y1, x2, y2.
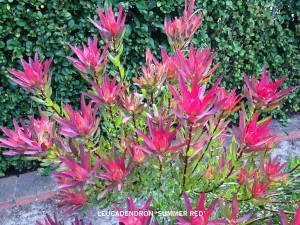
(0, 115, 300, 210)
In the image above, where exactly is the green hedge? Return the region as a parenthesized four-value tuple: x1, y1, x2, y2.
(0, 0, 299, 175)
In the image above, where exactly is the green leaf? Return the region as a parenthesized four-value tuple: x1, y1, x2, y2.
(30, 96, 48, 106)
(136, 1, 149, 11)
(53, 104, 61, 114)
(46, 98, 53, 106)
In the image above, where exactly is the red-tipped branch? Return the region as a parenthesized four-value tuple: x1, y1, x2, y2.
(205, 147, 244, 193)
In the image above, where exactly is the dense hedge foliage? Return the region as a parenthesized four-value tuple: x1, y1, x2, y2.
(0, 0, 299, 176)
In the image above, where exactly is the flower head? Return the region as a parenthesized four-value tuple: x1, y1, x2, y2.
(36, 213, 60, 225)
(0, 111, 54, 156)
(260, 155, 287, 181)
(54, 95, 100, 138)
(161, 48, 177, 80)
(32, 110, 54, 151)
(237, 168, 257, 185)
(176, 192, 226, 225)
(233, 112, 275, 151)
(250, 173, 270, 198)
(173, 45, 219, 82)
(113, 196, 153, 225)
(7, 53, 52, 92)
(36, 213, 93, 225)
(169, 75, 224, 123)
(244, 66, 296, 108)
(52, 144, 100, 189)
(119, 90, 144, 114)
(67, 36, 109, 74)
(85, 73, 128, 105)
(57, 189, 89, 215)
(217, 87, 242, 113)
(97, 148, 134, 198)
(126, 135, 146, 164)
(164, 0, 202, 50)
(133, 50, 166, 90)
(90, 5, 126, 47)
(136, 116, 182, 161)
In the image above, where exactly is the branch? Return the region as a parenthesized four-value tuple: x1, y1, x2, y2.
(245, 215, 273, 225)
(263, 206, 295, 215)
(288, 163, 300, 174)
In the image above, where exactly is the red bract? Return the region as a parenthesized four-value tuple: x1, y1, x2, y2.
(244, 66, 296, 108)
(173, 45, 219, 82)
(57, 189, 89, 215)
(52, 144, 100, 189)
(55, 95, 100, 138)
(279, 203, 300, 225)
(36, 213, 60, 225)
(164, 0, 202, 50)
(169, 75, 224, 124)
(85, 74, 128, 105)
(126, 135, 146, 163)
(176, 192, 226, 225)
(36, 213, 93, 225)
(7, 53, 52, 92)
(133, 50, 166, 89)
(71, 217, 93, 225)
(136, 116, 182, 161)
(67, 36, 109, 74)
(233, 112, 275, 151)
(237, 168, 257, 185)
(32, 111, 54, 151)
(90, 5, 126, 46)
(226, 195, 253, 225)
(293, 203, 300, 225)
(120, 90, 144, 115)
(260, 155, 287, 181)
(113, 196, 153, 225)
(0, 113, 54, 156)
(217, 87, 242, 113)
(97, 149, 134, 198)
(250, 173, 270, 198)
(161, 48, 177, 80)
(290, 203, 300, 225)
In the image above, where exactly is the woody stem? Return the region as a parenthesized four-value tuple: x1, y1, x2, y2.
(93, 70, 99, 85)
(109, 105, 117, 130)
(182, 123, 194, 188)
(263, 206, 295, 215)
(40, 89, 64, 118)
(205, 146, 244, 193)
(167, 80, 172, 111)
(113, 39, 124, 78)
(245, 215, 273, 225)
(288, 163, 300, 174)
(192, 111, 225, 174)
(132, 112, 139, 140)
(150, 91, 154, 105)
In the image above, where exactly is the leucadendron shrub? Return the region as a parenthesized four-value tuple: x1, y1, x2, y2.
(1, 1, 299, 224)
(1, 0, 299, 177)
